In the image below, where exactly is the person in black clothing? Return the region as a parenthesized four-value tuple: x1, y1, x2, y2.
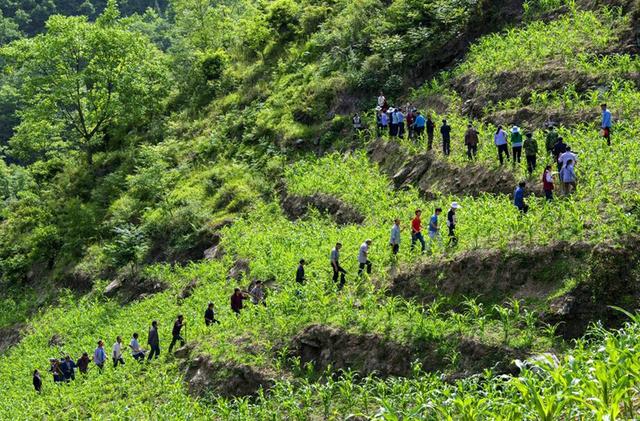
(552, 137, 568, 172)
(49, 359, 63, 384)
(60, 355, 76, 381)
(440, 119, 451, 156)
(447, 202, 461, 247)
(426, 116, 435, 150)
(33, 369, 42, 393)
(330, 243, 346, 290)
(147, 320, 160, 361)
(77, 352, 90, 374)
(168, 315, 185, 353)
(296, 259, 306, 284)
(204, 302, 220, 326)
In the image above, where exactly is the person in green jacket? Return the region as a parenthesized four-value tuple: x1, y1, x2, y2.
(510, 126, 523, 165)
(545, 125, 558, 155)
(524, 132, 538, 177)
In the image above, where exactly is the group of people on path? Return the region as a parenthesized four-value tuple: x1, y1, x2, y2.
(294, 203, 462, 290)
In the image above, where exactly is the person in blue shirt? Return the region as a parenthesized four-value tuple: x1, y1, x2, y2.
(59, 355, 76, 381)
(428, 208, 443, 249)
(413, 111, 426, 141)
(514, 181, 528, 213)
(93, 341, 107, 372)
(601, 103, 612, 146)
(396, 109, 405, 138)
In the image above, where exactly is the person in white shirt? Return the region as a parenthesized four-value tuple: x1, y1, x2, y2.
(358, 239, 372, 276)
(129, 333, 145, 362)
(389, 219, 401, 255)
(494, 126, 510, 165)
(558, 147, 577, 170)
(112, 336, 125, 367)
(377, 92, 386, 108)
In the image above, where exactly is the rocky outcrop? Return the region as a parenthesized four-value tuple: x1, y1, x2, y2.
(281, 193, 365, 225)
(367, 139, 537, 198)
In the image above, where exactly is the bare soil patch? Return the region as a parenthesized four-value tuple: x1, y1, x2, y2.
(281, 193, 365, 225)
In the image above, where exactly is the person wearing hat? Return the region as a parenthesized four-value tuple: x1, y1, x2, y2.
(494, 126, 509, 165)
(510, 126, 523, 165)
(357, 239, 373, 276)
(441, 119, 452, 156)
(523, 132, 538, 177)
(296, 259, 307, 284)
(388, 107, 397, 137)
(447, 203, 461, 247)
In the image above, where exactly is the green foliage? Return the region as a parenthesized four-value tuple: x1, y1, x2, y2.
(2, 11, 169, 164)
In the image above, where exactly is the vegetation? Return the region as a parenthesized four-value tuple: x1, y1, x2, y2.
(0, 0, 639, 418)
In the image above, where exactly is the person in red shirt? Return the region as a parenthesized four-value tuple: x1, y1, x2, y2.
(410, 209, 426, 253)
(231, 288, 248, 315)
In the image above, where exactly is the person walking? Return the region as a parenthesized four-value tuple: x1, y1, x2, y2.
(357, 239, 373, 276)
(112, 336, 125, 367)
(49, 359, 63, 383)
(447, 203, 461, 247)
(231, 288, 249, 315)
(296, 259, 306, 284)
(93, 341, 107, 371)
(545, 125, 558, 155)
(406, 108, 415, 139)
(523, 132, 538, 177)
(542, 165, 554, 201)
(441, 119, 451, 156)
(33, 369, 42, 393)
(147, 321, 160, 361)
(552, 137, 568, 172)
(494, 126, 509, 165)
(129, 333, 146, 361)
(514, 181, 529, 213)
(464, 124, 479, 160)
(60, 355, 76, 381)
(204, 302, 220, 326)
(426, 115, 435, 150)
(389, 219, 401, 255)
(601, 103, 612, 146)
(413, 111, 425, 141)
(410, 209, 426, 253)
(330, 243, 346, 290)
(560, 159, 577, 196)
(168, 315, 185, 353)
(379, 110, 389, 137)
(558, 146, 577, 170)
(428, 208, 443, 249)
(77, 352, 90, 374)
(396, 108, 405, 138)
(510, 126, 523, 165)
(250, 281, 266, 306)
(389, 108, 398, 137)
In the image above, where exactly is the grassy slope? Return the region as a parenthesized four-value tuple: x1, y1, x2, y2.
(2, 4, 640, 421)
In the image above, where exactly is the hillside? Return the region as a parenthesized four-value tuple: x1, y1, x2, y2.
(1, 0, 640, 418)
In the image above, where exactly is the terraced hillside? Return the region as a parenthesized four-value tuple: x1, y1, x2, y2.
(0, 0, 639, 419)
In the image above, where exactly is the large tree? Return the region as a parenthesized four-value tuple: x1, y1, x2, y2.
(2, 0, 169, 164)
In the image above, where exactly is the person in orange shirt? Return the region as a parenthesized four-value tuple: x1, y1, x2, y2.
(410, 209, 426, 254)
